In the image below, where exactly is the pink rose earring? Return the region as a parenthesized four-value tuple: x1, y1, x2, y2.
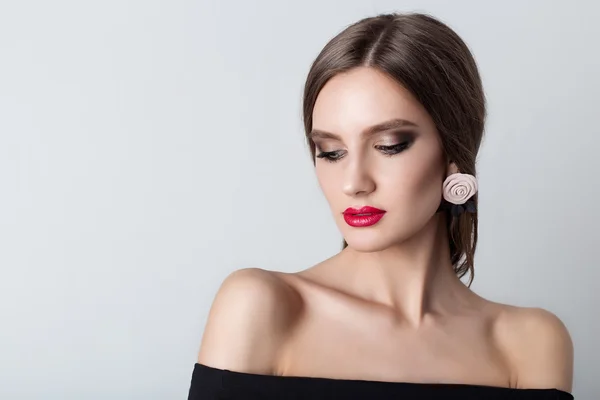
(439, 173, 478, 217)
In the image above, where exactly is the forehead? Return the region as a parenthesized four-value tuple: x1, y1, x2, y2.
(312, 67, 430, 134)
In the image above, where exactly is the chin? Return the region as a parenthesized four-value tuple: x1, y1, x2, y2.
(343, 234, 398, 253)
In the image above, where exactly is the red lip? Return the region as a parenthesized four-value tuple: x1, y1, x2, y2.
(343, 206, 386, 215)
(342, 206, 386, 227)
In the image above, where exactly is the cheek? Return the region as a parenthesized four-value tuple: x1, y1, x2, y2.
(315, 165, 339, 204)
(379, 148, 444, 214)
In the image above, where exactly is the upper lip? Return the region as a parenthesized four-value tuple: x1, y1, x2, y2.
(343, 206, 386, 215)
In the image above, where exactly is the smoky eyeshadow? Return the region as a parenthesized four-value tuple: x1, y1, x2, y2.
(378, 130, 417, 146)
(314, 129, 417, 150)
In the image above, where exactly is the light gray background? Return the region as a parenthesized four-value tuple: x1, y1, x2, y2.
(1, 0, 598, 399)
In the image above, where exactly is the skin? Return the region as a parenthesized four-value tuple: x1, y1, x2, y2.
(197, 67, 574, 393)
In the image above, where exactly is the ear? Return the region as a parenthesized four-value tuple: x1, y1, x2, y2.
(446, 162, 459, 176)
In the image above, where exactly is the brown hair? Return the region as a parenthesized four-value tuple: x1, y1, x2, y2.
(301, 12, 486, 286)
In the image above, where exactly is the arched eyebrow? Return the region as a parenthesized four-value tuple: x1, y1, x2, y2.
(309, 118, 419, 141)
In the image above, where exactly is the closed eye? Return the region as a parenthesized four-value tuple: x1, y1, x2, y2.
(316, 141, 411, 163)
(315, 150, 343, 162)
(376, 142, 411, 156)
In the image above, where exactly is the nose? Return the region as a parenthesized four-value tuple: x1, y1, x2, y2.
(341, 157, 375, 197)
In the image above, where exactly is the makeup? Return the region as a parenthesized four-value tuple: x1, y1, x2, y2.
(342, 206, 386, 227)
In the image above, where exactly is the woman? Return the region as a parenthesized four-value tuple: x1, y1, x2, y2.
(188, 12, 574, 399)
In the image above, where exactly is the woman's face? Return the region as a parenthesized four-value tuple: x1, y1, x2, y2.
(311, 67, 451, 251)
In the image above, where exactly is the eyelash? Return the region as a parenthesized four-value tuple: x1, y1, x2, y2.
(316, 142, 411, 163)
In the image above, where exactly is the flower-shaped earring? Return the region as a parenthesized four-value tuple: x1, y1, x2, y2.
(441, 173, 478, 217)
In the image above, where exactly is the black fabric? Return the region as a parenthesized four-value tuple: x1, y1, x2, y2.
(188, 362, 574, 399)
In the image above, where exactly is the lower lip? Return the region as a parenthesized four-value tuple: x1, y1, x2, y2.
(343, 212, 386, 227)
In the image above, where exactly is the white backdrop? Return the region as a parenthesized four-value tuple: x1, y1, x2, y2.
(1, 1, 598, 399)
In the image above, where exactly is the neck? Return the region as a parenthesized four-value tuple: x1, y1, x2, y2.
(336, 213, 475, 328)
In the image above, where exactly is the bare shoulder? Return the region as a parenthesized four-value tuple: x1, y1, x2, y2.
(197, 267, 303, 374)
(493, 304, 574, 392)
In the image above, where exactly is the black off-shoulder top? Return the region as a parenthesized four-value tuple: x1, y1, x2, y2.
(188, 362, 574, 399)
